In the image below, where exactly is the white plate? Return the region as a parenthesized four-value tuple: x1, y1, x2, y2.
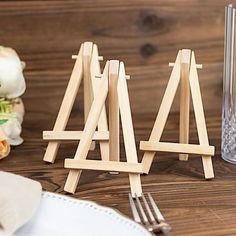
(15, 192, 150, 236)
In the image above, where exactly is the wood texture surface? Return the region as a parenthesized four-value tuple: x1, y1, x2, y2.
(0, 0, 236, 235)
(179, 49, 191, 161)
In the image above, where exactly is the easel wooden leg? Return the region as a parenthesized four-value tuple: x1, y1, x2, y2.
(91, 44, 109, 161)
(141, 51, 182, 174)
(43, 44, 84, 163)
(83, 42, 95, 150)
(118, 62, 142, 197)
(93, 77, 109, 161)
(44, 142, 60, 163)
(64, 62, 109, 193)
(109, 61, 120, 163)
(189, 52, 214, 179)
(179, 49, 191, 161)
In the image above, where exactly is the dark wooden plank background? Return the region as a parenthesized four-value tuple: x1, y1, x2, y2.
(1, 0, 236, 235)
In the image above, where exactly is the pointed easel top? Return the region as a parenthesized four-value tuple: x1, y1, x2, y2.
(169, 49, 203, 70)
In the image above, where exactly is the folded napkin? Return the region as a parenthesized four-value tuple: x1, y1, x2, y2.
(0, 128, 10, 160)
(0, 172, 42, 235)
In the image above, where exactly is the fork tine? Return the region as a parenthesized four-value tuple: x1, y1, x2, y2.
(135, 194, 149, 224)
(129, 193, 141, 223)
(141, 194, 156, 223)
(147, 193, 165, 222)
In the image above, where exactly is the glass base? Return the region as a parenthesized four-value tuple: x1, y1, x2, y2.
(222, 154, 236, 164)
(221, 115, 236, 164)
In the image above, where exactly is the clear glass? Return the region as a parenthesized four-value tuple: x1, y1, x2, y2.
(222, 4, 236, 163)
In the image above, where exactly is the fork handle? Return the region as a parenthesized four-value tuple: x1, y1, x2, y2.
(161, 227, 173, 236)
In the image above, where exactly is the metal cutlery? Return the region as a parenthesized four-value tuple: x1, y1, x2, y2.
(129, 193, 172, 236)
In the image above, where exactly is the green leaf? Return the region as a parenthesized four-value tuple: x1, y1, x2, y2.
(0, 119, 8, 125)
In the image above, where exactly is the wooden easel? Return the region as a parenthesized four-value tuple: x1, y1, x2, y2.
(63, 60, 143, 197)
(43, 42, 109, 163)
(140, 49, 215, 179)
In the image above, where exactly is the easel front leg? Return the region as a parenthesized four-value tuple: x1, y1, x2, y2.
(118, 62, 142, 197)
(202, 155, 214, 179)
(90, 44, 109, 161)
(142, 51, 182, 174)
(83, 42, 95, 150)
(93, 78, 109, 161)
(44, 44, 84, 163)
(109, 61, 120, 163)
(179, 49, 191, 161)
(189, 52, 214, 179)
(64, 62, 109, 193)
(44, 142, 60, 163)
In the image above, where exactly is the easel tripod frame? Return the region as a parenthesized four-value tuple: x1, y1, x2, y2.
(64, 60, 143, 197)
(140, 49, 215, 179)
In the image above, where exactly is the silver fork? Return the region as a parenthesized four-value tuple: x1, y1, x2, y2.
(129, 193, 172, 236)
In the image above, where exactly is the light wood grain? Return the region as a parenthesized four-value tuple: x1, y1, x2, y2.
(65, 159, 143, 174)
(90, 44, 109, 161)
(179, 49, 191, 161)
(118, 62, 142, 197)
(140, 141, 215, 156)
(43, 131, 109, 140)
(189, 52, 214, 179)
(108, 60, 120, 162)
(83, 42, 95, 150)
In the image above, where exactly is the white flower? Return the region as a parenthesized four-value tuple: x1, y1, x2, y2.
(1, 118, 23, 146)
(0, 46, 26, 99)
(0, 47, 26, 146)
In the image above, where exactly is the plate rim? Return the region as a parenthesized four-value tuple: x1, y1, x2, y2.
(38, 191, 151, 236)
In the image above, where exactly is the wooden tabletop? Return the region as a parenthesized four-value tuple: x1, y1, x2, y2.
(1, 0, 236, 235)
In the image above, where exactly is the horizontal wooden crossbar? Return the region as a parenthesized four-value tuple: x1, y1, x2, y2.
(64, 159, 143, 174)
(140, 141, 215, 156)
(169, 62, 202, 69)
(43, 131, 109, 141)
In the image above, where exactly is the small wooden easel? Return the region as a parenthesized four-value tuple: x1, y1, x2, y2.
(140, 49, 215, 179)
(63, 60, 143, 197)
(43, 42, 109, 163)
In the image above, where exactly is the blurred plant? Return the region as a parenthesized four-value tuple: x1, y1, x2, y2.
(0, 98, 16, 125)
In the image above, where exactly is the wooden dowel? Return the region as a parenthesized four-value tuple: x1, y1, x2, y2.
(179, 49, 191, 161)
(169, 62, 202, 69)
(64, 159, 143, 174)
(96, 74, 130, 80)
(118, 61, 142, 197)
(83, 42, 95, 150)
(43, 131, 109, 140)
(72, 55, 103, 61)
(189, 52, 214, 179)
(140, 141, 215, 156)
(109, 60, 120, 163)
(91, 44, 109, 161)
